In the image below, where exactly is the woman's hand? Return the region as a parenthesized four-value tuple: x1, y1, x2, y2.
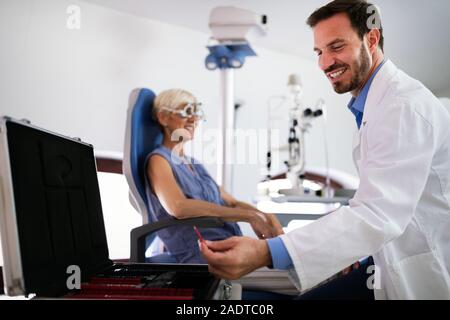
(266, 213, 284, 236)
(248, 211, 284, 239)
(248, 211, 274, 239)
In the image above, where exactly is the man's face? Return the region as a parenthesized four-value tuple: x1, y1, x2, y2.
(313, 13, 372, 94)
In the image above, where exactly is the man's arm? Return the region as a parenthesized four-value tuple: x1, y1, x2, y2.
(280, 100, 436, 290)
(200, 237, 272, 280)
(199, 236, 295, 280)
(201, 100, 436, 290)
(266, 237, 294, 270)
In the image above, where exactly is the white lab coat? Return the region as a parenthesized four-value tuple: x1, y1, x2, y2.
(281, 60, 450, 300)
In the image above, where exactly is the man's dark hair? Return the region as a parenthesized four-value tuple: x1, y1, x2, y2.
(307, 0, 384, 52)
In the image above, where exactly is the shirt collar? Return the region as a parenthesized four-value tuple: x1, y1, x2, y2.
(347, 59, 386, 114)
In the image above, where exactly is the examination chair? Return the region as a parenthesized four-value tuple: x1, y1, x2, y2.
(123, 88, 224, 263)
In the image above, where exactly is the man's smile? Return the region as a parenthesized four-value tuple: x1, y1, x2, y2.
(327, 67, 348, 82)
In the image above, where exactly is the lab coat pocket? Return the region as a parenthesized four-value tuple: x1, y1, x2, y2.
(388, 251, 450, 300)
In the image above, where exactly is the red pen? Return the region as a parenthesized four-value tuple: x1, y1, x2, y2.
(193, 226, 205, 242)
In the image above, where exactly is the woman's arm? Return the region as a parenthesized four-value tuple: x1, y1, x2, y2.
(220, 187, 257, 210)
(220, 187, 284, 235)
(148, 155, 275, 238)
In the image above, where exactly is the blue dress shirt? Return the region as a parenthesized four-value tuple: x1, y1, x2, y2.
(266, 237, 294, 270)
(266, 60, 387, 270)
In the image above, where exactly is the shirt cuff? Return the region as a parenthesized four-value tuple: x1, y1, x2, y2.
(266, 237, 294, 270)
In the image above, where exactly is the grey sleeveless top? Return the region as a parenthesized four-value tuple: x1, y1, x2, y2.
(145, 146, 242, 263)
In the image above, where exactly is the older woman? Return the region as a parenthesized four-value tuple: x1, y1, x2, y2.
(146, 89, 283, 263)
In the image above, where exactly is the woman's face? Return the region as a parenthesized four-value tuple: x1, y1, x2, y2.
(158, 102, 202, 141)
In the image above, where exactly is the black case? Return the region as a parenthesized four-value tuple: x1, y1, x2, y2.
(0, 117, 219, 299)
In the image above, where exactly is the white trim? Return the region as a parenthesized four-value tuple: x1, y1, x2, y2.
(279, 234, 307, 291)
(0, 118, 26, 296)
(94, 150, 123, 160)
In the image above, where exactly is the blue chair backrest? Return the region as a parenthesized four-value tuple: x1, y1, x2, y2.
(124, 88, 162, 223)
(124, 88, 178, 263)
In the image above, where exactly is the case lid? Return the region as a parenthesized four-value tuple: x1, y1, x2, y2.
(0, 118, 111, 296)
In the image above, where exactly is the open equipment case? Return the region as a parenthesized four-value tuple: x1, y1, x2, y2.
(0, 117, 223, 300)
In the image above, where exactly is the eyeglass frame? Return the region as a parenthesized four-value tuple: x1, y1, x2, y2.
(158, 102, 205, 121)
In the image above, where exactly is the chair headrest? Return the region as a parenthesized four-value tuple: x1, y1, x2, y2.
(124, 88, 163, 215)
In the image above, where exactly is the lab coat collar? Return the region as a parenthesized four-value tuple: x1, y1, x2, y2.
(361, 59, 399, 127)
(352, 59, 399, 157)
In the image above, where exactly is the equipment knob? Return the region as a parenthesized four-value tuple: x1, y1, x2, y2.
(314, 109, 323, 117)
(303, 108, 313, 117)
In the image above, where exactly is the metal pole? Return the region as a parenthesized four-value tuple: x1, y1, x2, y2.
(216, 68, 235, 191)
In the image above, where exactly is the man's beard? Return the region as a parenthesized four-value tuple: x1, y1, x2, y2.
(332, 45, 371, 94)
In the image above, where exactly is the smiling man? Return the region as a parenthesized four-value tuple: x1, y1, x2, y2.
(200, 0, 450, 300)
(313, 5, 384, 96)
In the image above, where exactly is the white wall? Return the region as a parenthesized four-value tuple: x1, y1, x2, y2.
(438, 87, 450, 97)
(0, 0, 356, 189)
(0, 0, 356, 258)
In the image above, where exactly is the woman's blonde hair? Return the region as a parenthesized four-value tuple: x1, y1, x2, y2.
(153, 89, 197, 122)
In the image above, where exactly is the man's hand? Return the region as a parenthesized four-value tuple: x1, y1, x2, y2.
(199, 237, 272, 280)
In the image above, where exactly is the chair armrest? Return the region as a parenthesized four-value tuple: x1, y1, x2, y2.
(130, 217, 225, 263)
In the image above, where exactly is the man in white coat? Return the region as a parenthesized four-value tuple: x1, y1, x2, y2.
(200, 0, 450, 300)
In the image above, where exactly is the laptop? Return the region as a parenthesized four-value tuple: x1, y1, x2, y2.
(0, 117, 220, 299)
